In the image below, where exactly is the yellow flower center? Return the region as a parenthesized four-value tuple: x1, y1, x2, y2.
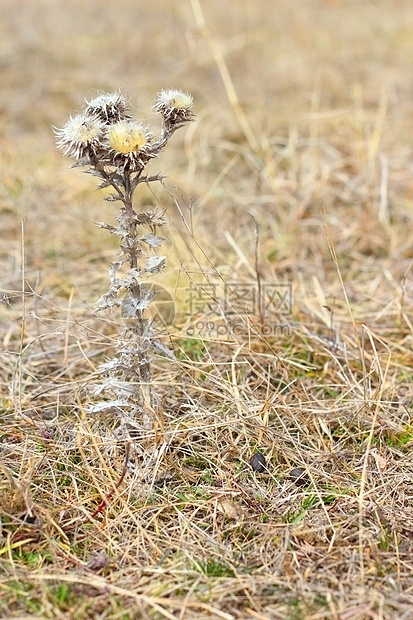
(109, 122, 148, 154)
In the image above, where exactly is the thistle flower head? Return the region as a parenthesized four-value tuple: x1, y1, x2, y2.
(54, 113, 105, 159)
(153, 89, 194, 124)
(107, 120, 154, 170)
(85, 91, 130, 123)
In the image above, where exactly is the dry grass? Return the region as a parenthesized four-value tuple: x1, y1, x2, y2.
(2, 1, 413, 618)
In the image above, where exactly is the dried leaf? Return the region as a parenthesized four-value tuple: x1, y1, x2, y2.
(97, 180, 113, 190)
(141, 233, 164, 248)
(144, 256, 166, 274)
(370, 449, 388, 471)
(122, 293, 154, 316)
(216, 498, 243, 520)
(95, 221, 118, 233)
(72, 156, 90, 168)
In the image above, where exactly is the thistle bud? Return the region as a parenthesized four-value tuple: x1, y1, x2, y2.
(53, 113, 104, 159)
(107, 120, 154, 170)
(153, 89, 195, 124)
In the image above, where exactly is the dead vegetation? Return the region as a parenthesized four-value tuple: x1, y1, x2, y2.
(2, 1, 413, 618)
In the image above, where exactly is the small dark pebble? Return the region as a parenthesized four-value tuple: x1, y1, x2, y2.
(289, 467, 309, 486)
(250, 452, 267, 473)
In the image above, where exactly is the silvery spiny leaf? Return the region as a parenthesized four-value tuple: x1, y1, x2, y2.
(141, 233, 164, 248)
(72, 156, 91, 168)
(144, 256, 166, 274)
(131, 173, 165, 192)
(122, 293, 155, 316)
(89, 400, 129, 413)
(97, 179, 113, 190)
(95, 221, 118, 233)
(104, 194, 123, 202)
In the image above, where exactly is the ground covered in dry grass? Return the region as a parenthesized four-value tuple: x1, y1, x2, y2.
(2, 1, 413, 618)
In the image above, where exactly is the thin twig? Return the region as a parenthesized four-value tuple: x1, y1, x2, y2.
(83, 441, 131, 523)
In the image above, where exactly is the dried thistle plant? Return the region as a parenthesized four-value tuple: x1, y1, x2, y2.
(54, 89, 194, 431)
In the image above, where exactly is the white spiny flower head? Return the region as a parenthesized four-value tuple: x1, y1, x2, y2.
(153, 89, 194, 124)
(85, 91, 130, 124)
(54, 113, 105, 159)
(107, 120, 154, 171)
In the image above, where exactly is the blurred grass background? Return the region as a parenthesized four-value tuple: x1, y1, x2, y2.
(2, 1, 413, 618)
(2, 0, 413, 293)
